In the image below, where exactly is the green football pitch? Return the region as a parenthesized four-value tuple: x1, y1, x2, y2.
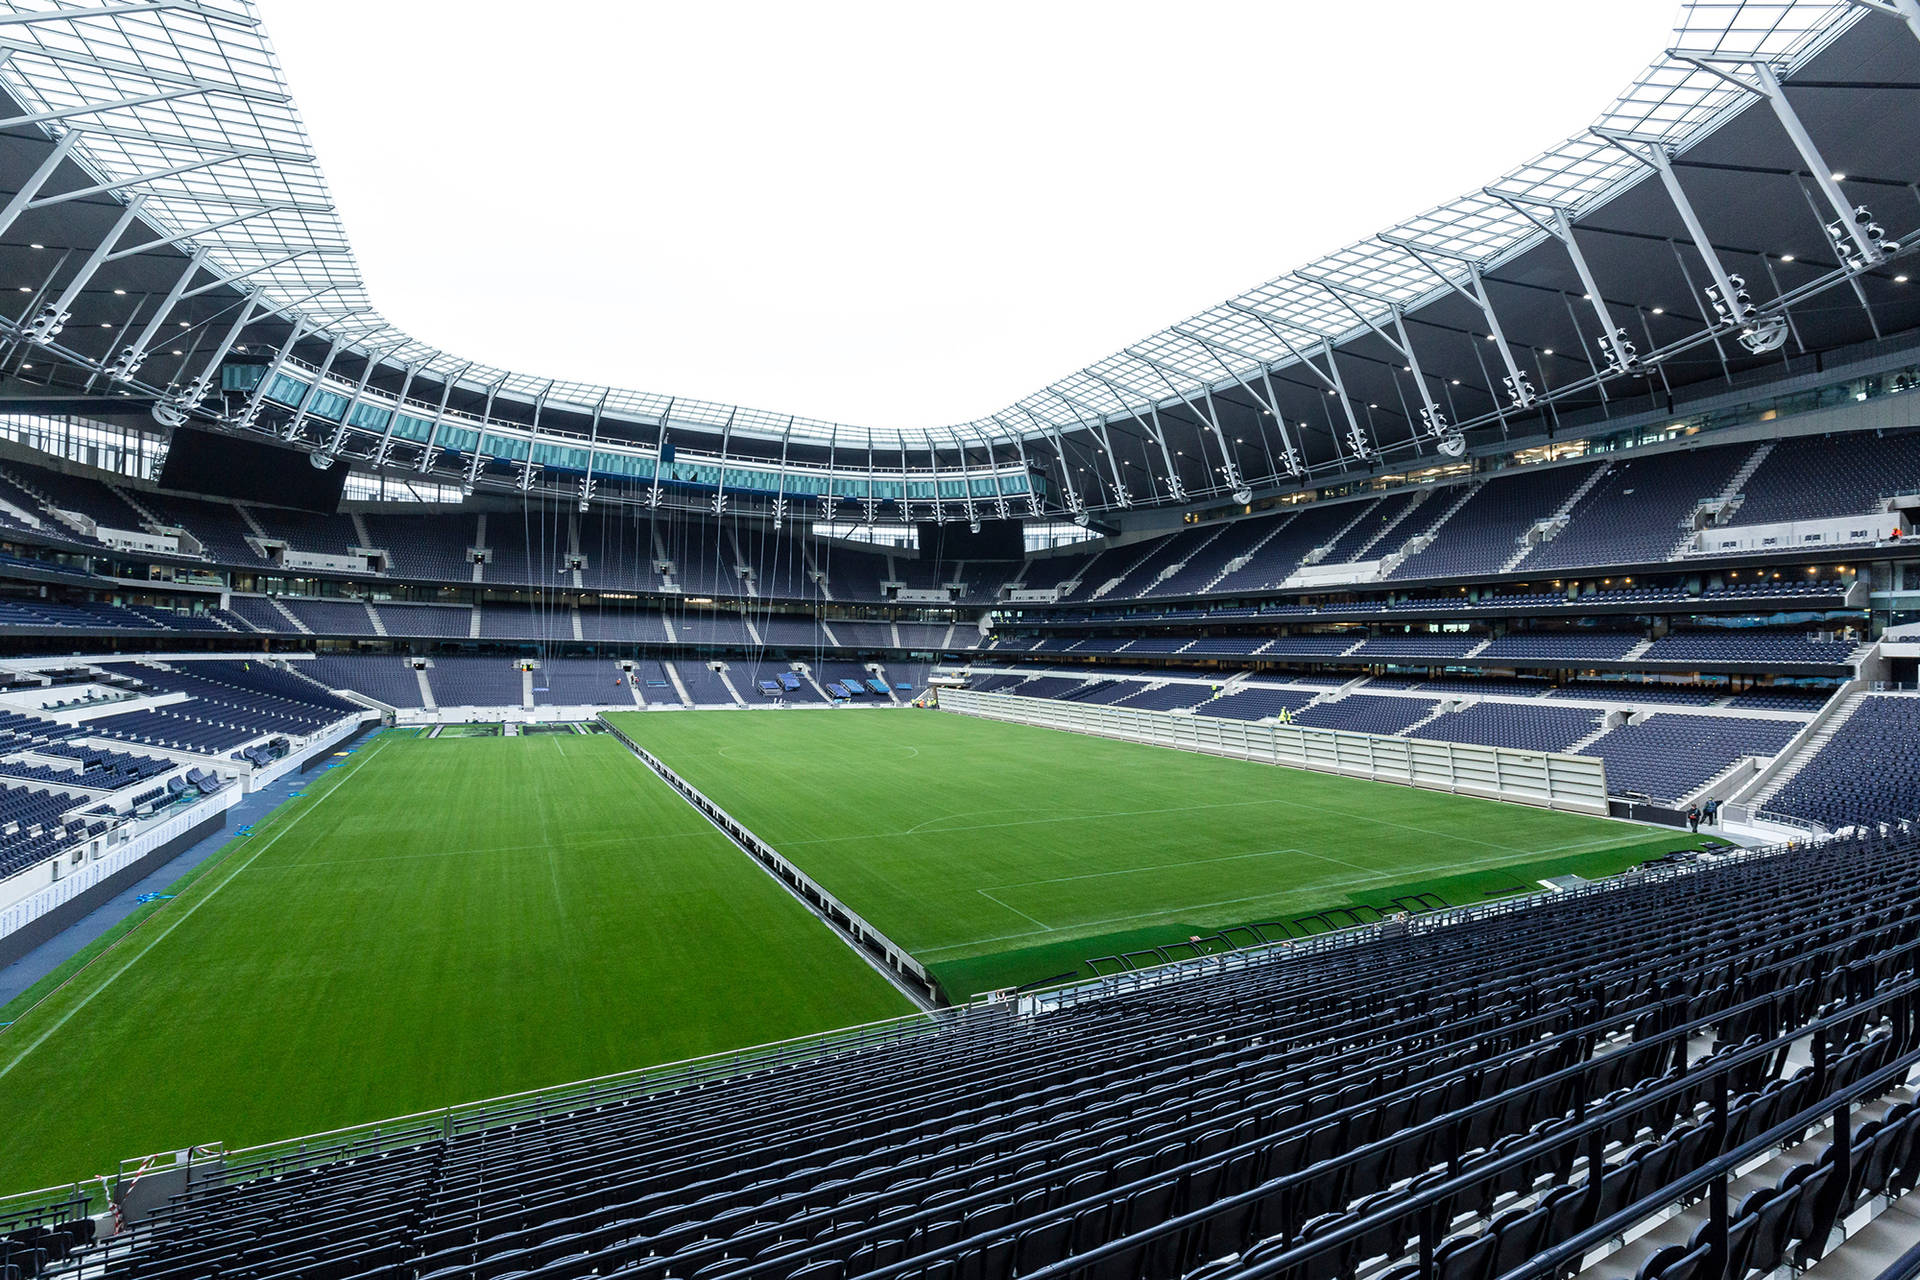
(609, 709, 1715, 999)
(0, 732, 911, 1196)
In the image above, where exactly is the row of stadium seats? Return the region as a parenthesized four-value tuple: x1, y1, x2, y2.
(0, 426, 1913, 603)
(0, 458, 1022, 604)
(297, 656, 930, 710)
(40, 829, 1920, 1280)
(1766, 695, 1920, 830)
(1015, 575, 1850, 628)
(0, 661, 368, 886)
(16, 597, 980, 652)
(991, 628, 1858, 670)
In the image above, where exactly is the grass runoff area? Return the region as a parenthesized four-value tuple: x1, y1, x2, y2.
(0, 731, 909, 1196)
(611, 709, 1721, 1000)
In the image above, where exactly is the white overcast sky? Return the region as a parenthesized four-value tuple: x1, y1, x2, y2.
(260, 1, 1682, 429)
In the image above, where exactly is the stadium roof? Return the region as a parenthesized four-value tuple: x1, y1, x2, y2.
(0, 0, 1914, 519)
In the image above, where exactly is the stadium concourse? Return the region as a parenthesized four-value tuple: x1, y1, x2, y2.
(6, 1, 1920, 1279)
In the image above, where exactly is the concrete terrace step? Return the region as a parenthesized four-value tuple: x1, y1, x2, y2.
(269, 598, 310, 634)
(1352, 489, 1430, 561)
(1201, 514, 1295, 593)
(1752, 690, 1869, 809)
(1502, 461, 1611, 572)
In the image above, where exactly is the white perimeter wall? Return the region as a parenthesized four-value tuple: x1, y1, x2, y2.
(0, 713, 373, 939)
(940, 690, 1610, 816)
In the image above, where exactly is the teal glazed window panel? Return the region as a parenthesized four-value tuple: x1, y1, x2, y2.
(347, 402, 391, 431)
(389, 413, 432, 442)
(532, 443, 588, 470)
(265, 372, 308, 407)
(306, 388, 349, 422)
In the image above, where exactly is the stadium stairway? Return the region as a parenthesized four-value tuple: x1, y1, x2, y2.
(16, 830, 1920, 1280)
(269, 599, 310, 634)
(1748, 692, 1871, 814)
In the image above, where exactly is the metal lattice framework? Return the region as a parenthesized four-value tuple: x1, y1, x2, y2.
(0, 0, 1914, 520)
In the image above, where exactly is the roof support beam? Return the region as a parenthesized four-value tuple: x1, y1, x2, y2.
(0, 35, 285, 102)
(23, 146, 259, 212)
(709, 405, 734, 514)
(328, 338, 409, 454)
(577, 391, 607, 511)
(1169, 328, 1305, 476)
(0, 2, 258, 30)
(518, 381, 552, 492)
(1223, 301, 1373, 461)
(416, 360, 472, 474)
(105, 245, 201, 381)
(1671, 51, 1890, 267)
(1594, 129, 1756, 335)
(0, 85, 207, 132)
(1484, 192, 1640, 374)
(281, 331, 350, 441)
(994, 421, 1046, 518)
(106, 204, 288, 262)
(1379, 238, 1537, 412)
(945, 426, 979, 527)
(152, 287, 260, 425)
(923, 440, 945, 523)
(646, 397, 672, 509)
(1082, 374, 1178, 501)
(23, 193, 143, 344)
(0, 130, 79, 242)
(368, 362, 419, 469)
(1294, 275, 1458, 452)
(179, 249, 313, 299)
(1124, 348, 1247, 500)
(233, 309, 312, 429)
(1008, 407, 1083, 517)
(1048, 388, 1133, 506)
(1847, 0, 1920, 46)
(463, 378, 504, 493)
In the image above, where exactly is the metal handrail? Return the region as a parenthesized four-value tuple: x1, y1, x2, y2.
(1010, 966, 1920, 1280)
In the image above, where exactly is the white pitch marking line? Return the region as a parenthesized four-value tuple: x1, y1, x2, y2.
(975, 889, 1052, 931)
(915, 837, 1664, 960)
(983, 847, 1314, 891)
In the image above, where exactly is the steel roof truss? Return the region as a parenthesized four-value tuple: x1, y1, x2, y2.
(413, 360, 469, 475)
(0, 129, 77, 241)
(576, 390, 606, 511)
(105, 203, 287, 262)
(463, 377, 504, 492)
(1057, 385, 1144, 505)
(22, 190, 140, 343)
(1124, 347, 1246, 499)
(1378, 238, 1538, 412)
(1224, 301, 1373, 461)
(329, 336, 409, 455)
(155, 286, 258, 425)
(1010, 406, 1082, 516)
(517, 380, 551, 492)
(1847, 0, 1920, 45)
(369, 362, 418, 470)
(106, 242, 198, 381)
(1168, 327, 1306, 477)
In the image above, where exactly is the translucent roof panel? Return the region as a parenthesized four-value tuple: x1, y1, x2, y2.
(0, 0, 1866, 452)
